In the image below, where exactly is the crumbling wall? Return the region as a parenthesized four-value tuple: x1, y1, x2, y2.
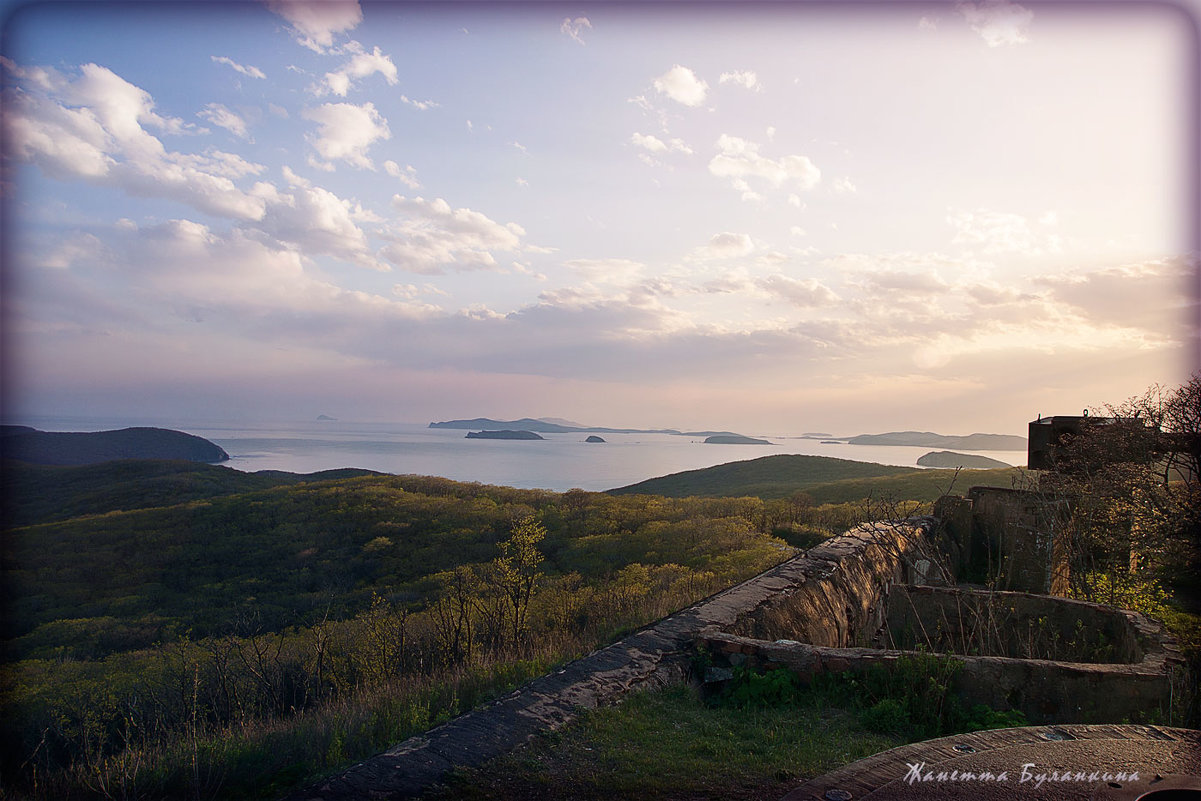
(725, 520, 932, 646)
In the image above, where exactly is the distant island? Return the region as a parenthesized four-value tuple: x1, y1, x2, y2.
(0, 426, 229, 466)
(704, 434, 772, 445)
(431, 417, 749, 438)
(465, 430, 544, 440)
(847, 431, 1026, 451)
(316, 414, 337, 421)
(585, 435, 606, 443)
(917, 451, 1012, 469)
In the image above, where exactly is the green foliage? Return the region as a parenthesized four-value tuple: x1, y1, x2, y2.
(720, 665, 803, 708)
(1, 469, 796, 800)
(717, 653, 1025, 742)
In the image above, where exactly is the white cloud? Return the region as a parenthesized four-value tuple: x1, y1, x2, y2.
(198, 103, 249, 140)
(6, 63, 269, 220)
(401, 95, 438, 110)
(561, 17, 592, 45)
(381, 196, 527, 273)
(832, 177, 857, 194)
(265, 0, 363, 52)
(719, 70, 761, 92)
(315, 45, 398, 96)
(691, 232, 755, 261)
(211, 56, 265, 80)
(1033, 256, 1195, 333)
(630, 132, 693, 158)
(709, 135, 821, 195)
(384, 160, 421, 189)
(947, 208, 1048, 255)
(302, 102, 390, 170)
(253, 169, 379, 267)
(563, 258, 644, 283)
(653, 65, 708, 107)
(757, 274, 839, 307)
(957, 0, 1033, 47)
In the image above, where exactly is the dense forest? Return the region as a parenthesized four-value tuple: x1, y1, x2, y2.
(0, 461, 898, 800)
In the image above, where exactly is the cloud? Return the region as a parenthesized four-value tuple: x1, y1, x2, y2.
(561, 17, 592, 45)
(653, 65, 708, 107)
(381, 196, 527, 273)
(832, 177, 857, 194)
(1033, 256, 1195, 334)
(757, 274, 839, 307)
(401, 95, 438, 110)
(265, 0, 363, 51)
(315, 45, 398, 96)
(691, 232, 755, 261)
(211, 56, 265, 80)
(708, 135, 821, 196)
(719, 70, 761, 92)
(384, 160, 421, 189)
(6, 62, 269, 219)
(957, 0, 1033, 47)
(947, 208, 1053, 255)
(252, 167, 379, 267)
(631, 132, 692, 167)
(302, 102, 390, 169)
(563, 258, 645, 283)
(198, 103, 250, 139)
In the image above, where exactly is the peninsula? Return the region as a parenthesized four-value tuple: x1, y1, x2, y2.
(0, 426, 229, 466)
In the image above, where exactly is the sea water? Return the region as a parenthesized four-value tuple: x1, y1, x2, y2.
(14, 416, 1029, 493)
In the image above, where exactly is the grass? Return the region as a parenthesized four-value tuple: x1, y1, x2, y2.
(425, 684, 905, 800)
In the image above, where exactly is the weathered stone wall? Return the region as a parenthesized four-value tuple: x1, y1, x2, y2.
(883, 586, 1144, 663)
(936, 486, 1071, 594)
(725, 520, 932, 646)
(699, 608, 1184, 726)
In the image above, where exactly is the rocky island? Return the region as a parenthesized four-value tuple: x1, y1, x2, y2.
(465, 430, 545, 440)
(703, 434, 772, 445)
(585, 435, 606, 443)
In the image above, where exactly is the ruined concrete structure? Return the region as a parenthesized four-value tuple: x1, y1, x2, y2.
(287, 518, 1186, 800)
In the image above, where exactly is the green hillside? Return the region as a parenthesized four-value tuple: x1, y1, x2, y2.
(608, 453, 1021, 502)
(0, 459, 381, 527)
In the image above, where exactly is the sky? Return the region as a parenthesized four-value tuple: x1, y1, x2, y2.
(1, 0, 1198, 437)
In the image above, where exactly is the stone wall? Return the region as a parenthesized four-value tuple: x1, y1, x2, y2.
(936, 487, 1071, 594)
(883, 586, 1144, 663)
(699, 602, 1184, 725)
(725, 520, 933, 646)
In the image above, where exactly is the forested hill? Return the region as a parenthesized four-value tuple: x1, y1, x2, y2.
(1, 459, 382, 527)
(609, 453, 1020, 502)
(0, 426, 229, 466)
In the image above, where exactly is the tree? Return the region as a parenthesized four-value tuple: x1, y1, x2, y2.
(1047, 374, 1201, 609)
(493, 515, 546, 649)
